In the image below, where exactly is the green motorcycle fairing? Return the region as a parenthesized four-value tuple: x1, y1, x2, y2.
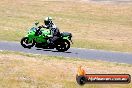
(25, 27, 51, 44)
(61, 32, 72, 42)
(63, 36, 69, 40)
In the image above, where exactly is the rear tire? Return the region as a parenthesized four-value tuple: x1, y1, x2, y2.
(56, 39, 70, 52)
(21, 37, 35, 48)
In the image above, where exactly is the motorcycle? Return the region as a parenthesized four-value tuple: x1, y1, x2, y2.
(20, 26, 73, 52)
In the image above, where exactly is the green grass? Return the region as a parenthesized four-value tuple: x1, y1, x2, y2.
(0, 0, 132, 52)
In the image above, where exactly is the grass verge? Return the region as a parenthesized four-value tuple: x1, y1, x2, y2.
(0, 50, 132, 88)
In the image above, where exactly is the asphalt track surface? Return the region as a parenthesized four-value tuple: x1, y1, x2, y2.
(0, 41, 132, 64)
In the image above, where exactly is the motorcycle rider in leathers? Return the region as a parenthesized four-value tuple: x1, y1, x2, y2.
(41, 17, 60, 45)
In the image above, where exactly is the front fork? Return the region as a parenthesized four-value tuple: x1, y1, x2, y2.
(25, 35, 34, 43)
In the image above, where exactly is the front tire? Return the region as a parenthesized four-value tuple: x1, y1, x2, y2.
(56, 39, 70, 52)
(21, 37, 35, 48)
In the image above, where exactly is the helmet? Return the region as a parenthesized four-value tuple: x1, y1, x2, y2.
(35, 21, 39, 26)
(44, 17, 52, 25)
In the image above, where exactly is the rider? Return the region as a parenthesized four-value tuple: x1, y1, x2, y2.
(42, 17, 60, 45)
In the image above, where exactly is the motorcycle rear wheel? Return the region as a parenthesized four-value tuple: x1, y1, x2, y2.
(56, 39, 70, 52)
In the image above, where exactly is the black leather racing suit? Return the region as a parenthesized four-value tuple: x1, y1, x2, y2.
(42, 22, 60, 44)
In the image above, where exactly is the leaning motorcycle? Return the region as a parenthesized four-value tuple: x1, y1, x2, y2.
(20, 26, 73, 52)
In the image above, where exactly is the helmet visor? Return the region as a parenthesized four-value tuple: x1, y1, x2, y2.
(44, 20, 50, 25)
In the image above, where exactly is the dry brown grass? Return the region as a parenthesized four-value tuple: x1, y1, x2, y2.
(0, 51, 132, 88)
(0, 0, 132, 51)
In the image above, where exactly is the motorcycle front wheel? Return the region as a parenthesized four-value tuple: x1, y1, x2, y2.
(20, 37, 35, 49)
